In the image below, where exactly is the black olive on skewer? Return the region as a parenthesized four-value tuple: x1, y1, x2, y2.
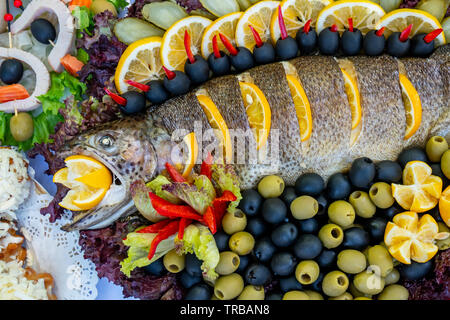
(248, 24, 275, 65)
(219, 33, 254, 72)
(207, 35, 231, 76)
(363, 27, 386, 56)
(386, 24, 412, 57)
(30, 18, 57, 45)
(318, 24, 340, 55)
(274, 5, 298, 61)
(410, 28, 443, 58)
(183, 31, 210, 85)
(0, 59, 23, 84)
(105, 88, 146, 115)
(126, 80, 169, 105)
(341, 18, 362, 56)
(162, 66, 191, 96)
(296, 20, 317, 55)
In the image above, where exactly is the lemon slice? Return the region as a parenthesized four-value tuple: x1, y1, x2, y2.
(239, 81, 272, 150)
(315, 0, 386, 34)
(440, 186, 450, 227)
(270, 0, 331, 43)
(115, 37, 164, 94)
(201, 12, 243, 59)
(235, 0, 280, 50)
(161, 16, 212, 72)
(376, 9, 446, 47)
(182, 132, 199, 178)
(196, 93, 233, 163)
(399, 74, 422, 140)
(340, 68, 362, 130)
(285, 74, 312, 142)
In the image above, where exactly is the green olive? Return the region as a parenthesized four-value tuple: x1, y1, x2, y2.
(304, 290, 324, 300)
(237, 285, 265, 300)
(211, 294, 220, 300)
(319, 223, 344, 249)
(322, 271, 349, 297)
(290, 195, 319, 220)
(216, 251, 240, 275)
(282, 291, 310, 300)
(328, 200, 355, 227)
(377, 284, 409, 300)
(214, 273, 244, 300)
(436, 222, 450, 250)
(426, 136, 448, 162)
(295, 260, 320, 285)
(257, 175, 285, 198)
(329, 292, 353, 300)
(349, 191, 376, 218)
(163, 249, 185, 273)
(10, 112, 34, 142)
(384, 268, 400, 285)
(337, 249, 367, 274)
(349, 282, 372, 299)
(91, 0, 118, 16)
(353, 270, 385, 295)
(441, 149, 450, 179)
(369, 183, 395, 209)
(229, 231, 255, 255)
(367, 245, 393, 277)
(222, 209, 247, 235)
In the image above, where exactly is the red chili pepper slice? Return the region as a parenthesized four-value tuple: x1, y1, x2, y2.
(212, 35, 222, 59)
(178, 218, 192, 240)
(137, 219, 172, 234)
(148, 220, 180, 260)
(203, 206, 217, 234)
(165, 162, 187, 183)
(211, 190, 238, 229)
(200, 152, 213, 179)
(149, 192, 203, 221)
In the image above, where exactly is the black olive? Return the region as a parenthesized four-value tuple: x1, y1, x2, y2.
(367, 217, 388, 243)
(315, 249, 336, 269)
(30, 18, 56, 44)
(363, 30, 386, 56)
(120, 91, 147, 115)
(214, 231, 229, 251)
(297, 217, 319, 234)
(295, 172, 325, 196)
(296, 28, 317, 54)
(184, 54, 210, 85)
(266, 292, 284, 300)
(342, 227, 370, 250)
(143, 257, 165, 276)
(246, 217, 268, 238)
(275, 36, 298, 60)
(318, 27, 340, 55)
(253, 42, 276, 65)
(179, 270, 202, 289)
(326, 173, 352, 200)
(185, 253, 202, 277)
(185, 283, 212, 300)
(207, 51, 231, 76)
(380, 204, 403, 220)
(252, 237, 276, 262)
(144, 80, 170, 104)
(0, 59, 23, 84)
(279, 276, 303, 292)
(386, 32, 410, 57)
(271, 222, 298, 247)
(349, 157, 376, 188)
(229, 47, 255, 72)
(316, 193, 328, 217)
(281, 187, 297, 206)
(261, 198, 287, 224)
(270, 252, 297, 276)
(341, 28, 363, 56)
(293, 234, 323, 260)
(309, 272, 324, 292)
(244, 263, 272, 286)
(163, 70, 191, 96)
(236, 254, 250, 274)
(239, 189, 263, 216)
(399, 260, 433, 281)
(376, 160, 402, 183)
(397, 147, 428, 168)
(410, 33, 435, 58)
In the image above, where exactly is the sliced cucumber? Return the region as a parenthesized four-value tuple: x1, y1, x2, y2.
(379, 0, 402, 13)
(142, 2, 188, 30)
(443, 17, 450, 44)
(189, 8, 218, 20)
(416, 0, 446, 22)
(236, 0, 253, 10)
(199, 0, 240, 17)
(114, 18, 164, 45)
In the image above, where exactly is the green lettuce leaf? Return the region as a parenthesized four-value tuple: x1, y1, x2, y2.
(146, 175, 180, 204)
(71, 6, 94, 34)
(177, 223, 219, 281)
(76, 48, 90, 64)
(107, 0, 129, 9)
(130, 180, 167, 223)
(120, 232, 176, 277)
(211, 164, 242, 213)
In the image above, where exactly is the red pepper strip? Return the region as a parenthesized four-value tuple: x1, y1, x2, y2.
(303, 19, 311, 34)
(178, 218, 192, 240)
(212, 190, 238, 226)
(278, 5, 288, 40)
(104, 88, 126, 106)
(212, 35, 221, 58)
(375, 27, 385, 37)
(424, 28, 442, 44)
(219, 33, 238, 56)
(147, 220, 180, 260)
(200, 152, 213, 179)
(163, 66, 176, 80)
(248, 24, 263, 48)
(137, 219, 172, 234)
(348, 18, 353, 32)
(165, 162, 187, 183)
(184, 30, 196, 64)
(149, 192, 204, 221)
(203, 206, 217, 234)
(126, 79, 150, 92)
(330, 24, 338, 33)
(399, 24, 412, 42)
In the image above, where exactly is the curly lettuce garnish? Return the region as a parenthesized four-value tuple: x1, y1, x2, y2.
(211, 164, 242, 213)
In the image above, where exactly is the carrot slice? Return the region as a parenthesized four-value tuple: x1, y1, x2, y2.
(68, 0, 92, 10)
(0, 84, 30, 103)
(60, 54, 85, 77)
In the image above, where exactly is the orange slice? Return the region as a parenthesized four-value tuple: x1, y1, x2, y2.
(341, 68, 362, 130)
(439, 186, 450, 227)
(399, 74, 422, 140)
(182, 132, 199, 178)
(239, 81, 271, 150)
(286, 74, 312, 142)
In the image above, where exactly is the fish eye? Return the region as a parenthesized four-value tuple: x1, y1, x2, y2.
(99, 135, 114, 148)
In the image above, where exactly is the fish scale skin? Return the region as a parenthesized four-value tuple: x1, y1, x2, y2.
(349, 55, 406, 161)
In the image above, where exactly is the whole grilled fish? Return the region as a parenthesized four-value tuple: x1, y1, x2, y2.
(59, 45, 450, 231)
